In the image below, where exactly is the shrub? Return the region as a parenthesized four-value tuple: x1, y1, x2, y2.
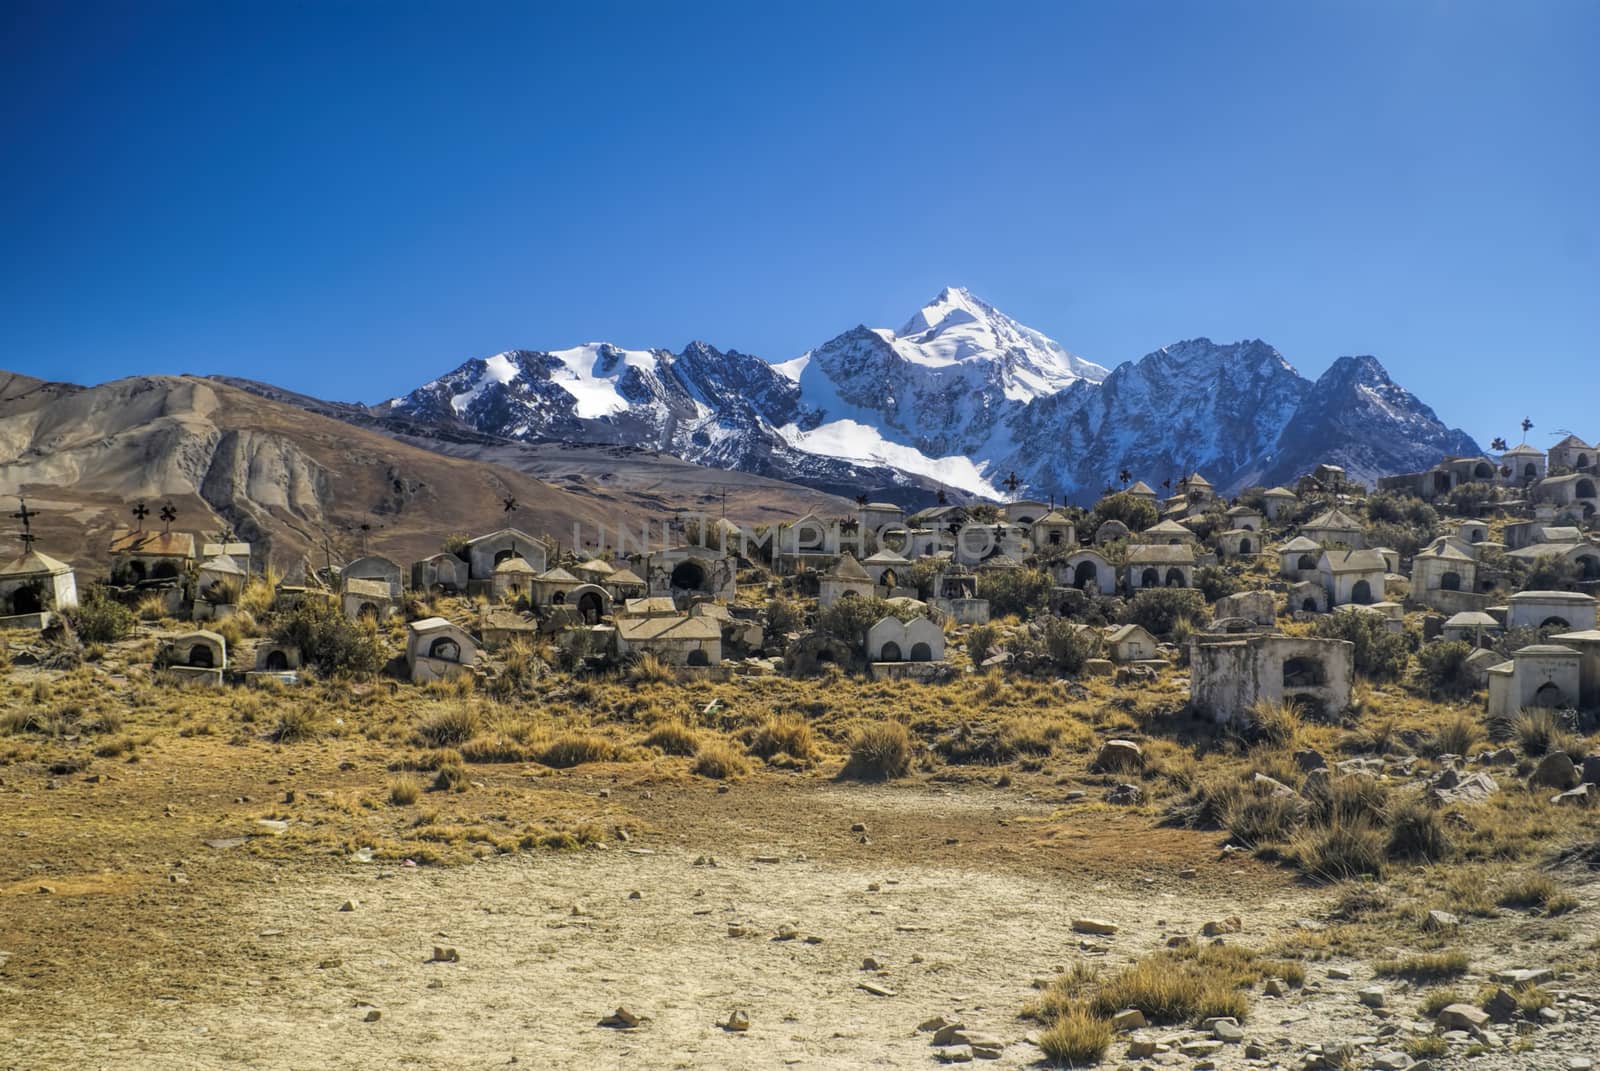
(1414, 641, 1479, 699)
(976, 567, 1053, 620)
(764, 596, 805, 636)
(1310, 612, 1411, 682)
(691, 740, 749, 780)
(271, 598, 383, 676)
(1244, 699, 1301, 748)
(1090, 491, 1159, 534)
(817, 595, 897, 649)
(1195, 564, 1241, 602)
(63, 584, 135, 644)
(643, 722, 700, 756)
(387, 774, 421, 806)
(966, 623, 1001, 665)
(1006, 617, 1100, 676)
(842, 721, 912, 780)
(748, 713, 818, 763)
(1121, 588, 1206, 638)
(415, 704, 481, 749)
(1037, 1005, 1112, 1066)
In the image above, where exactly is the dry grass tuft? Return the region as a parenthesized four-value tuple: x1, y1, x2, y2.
(538, 733, 619, 768)
(1037, 1004, 1112, 1066)
(1374, 951, 1469, 980)
(387, 774, 422, 806)
(747, 713, 818, 764)
(691, 739, 750, 780)
(270, 706, 323, 743)
(842, 721, 912, 780)
(415, 704, 481, 749)
(642, 722, 701, 756)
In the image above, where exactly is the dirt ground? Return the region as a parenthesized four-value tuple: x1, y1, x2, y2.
(1, 757, 1333, 1070)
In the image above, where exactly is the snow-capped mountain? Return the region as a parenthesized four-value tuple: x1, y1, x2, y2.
(385, 289, 1478, 504)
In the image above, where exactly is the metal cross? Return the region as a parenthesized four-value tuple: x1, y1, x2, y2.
(1002, 471, 1022, 496)
(13, 497, 36, 548)
(1522, 417, 1534, 435)
(159, 502, 177, 533)
(131, 501, 150, 530)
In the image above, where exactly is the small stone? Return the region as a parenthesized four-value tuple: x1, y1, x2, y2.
(851, 822, 867, 833)
(1566, 1058, 1594, 1071)
(318, 958, 342, 969)
(1359, 985, 1386, 1008)
(918, 1016, 956, 1033)
(1178, 867, 1197, 879)
(1179, 1039, 1224, 1056)
(1127, 1039, 1158, 1058)
(1094, 739, 1145, 772)
(1264, 978, 1286, 997)
(727, 924, 748, 938)
(600, 1006, 641, 1028)
(1111, 1008, 1146, 1031)
(858, 981, 896, 997)
(628, 890, 641, 900)
(1423, 909, 1459, 931)
(754, 855, 781, 864)
(339, 899, 357, 912)
(1293, 748, 1329, 771)
(867, 882, 881, 892)
(1327, 967, 1352, 981)
(36, 884, 55, 894)
(722, 1009, 750, 1032)
(774, 924, 799, 940)
(363, 1009, 381, 1023)
(1212, 1020, 1244, 1042)
(429, 946, 459, 963)
(1244, 1040, 1268, 1058)
(1369, 1052, 1409, 1071)
(934, 1049, 973, 1064)
(862, 956, 883, 971)
(1105, 782, 1143, 805)
(1201, 917, 1242, 937)
(1071, 918, 1119, 936)
(1490, 968, 1554, 986)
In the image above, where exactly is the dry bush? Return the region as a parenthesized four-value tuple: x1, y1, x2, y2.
(691, 739, 750, 780)
(1496, 873, 1579, 916)
(642, 722, 701, 756)
(1513, 709, 1584, 760)
(747, 713, 818, 763)
(430, 760, 469, 792)
(539, 733, 618, 768)
(1222, 785, 1304, 848)
(1244, 699, 1302, 749)
(415, 704, 481, 749)
(1428, 714, 1480, 759)
(1086, 944, 1294, 1025)
(842, 721, 912, 780)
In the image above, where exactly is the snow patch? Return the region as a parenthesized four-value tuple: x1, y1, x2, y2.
(774, 418, 1000, 498)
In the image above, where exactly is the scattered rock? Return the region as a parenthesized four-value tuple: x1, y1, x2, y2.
(1084, 658, 1114, 677)
(722, 1009, 750, 1032)
(1423, 909, 1459, 932)
(339, 899, 357, 912)
(934, 1049, 973, 1064)
(1179, 867, 1197, 879)
(1252, 772, 1298, 798)
(363, 1009, 381, 1023)
(1179, 1039, 1224, 1056)
(1359, 985, 1386, 1008)
(1212, 1019, 1244, 1042)
(1491, 968, 1554, 986)
(774, 924, 799, 941)
(1071, 918, 1119, 936)
(1552, 783, 1595, 807)
(1201, 917, 1241, 937)
(753, 855, 781, 864)
(428, 946, 459, 963)
(918, 1016, 956, 1033)
(862, 956, 883, 971)
(1264, 978, 1286, 998)
(850, 822, 867, 833)
(727, 924, 748, 938)
(1430, 771, 1498, 805)
(1327, 966, 1352, 981)
(1127, 1039, 1158, 1058)
(858, 981, 896, 997)
(599, 1006, 642, 1029)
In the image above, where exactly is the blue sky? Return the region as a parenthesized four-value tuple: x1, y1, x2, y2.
(2, 1, 1596, 448)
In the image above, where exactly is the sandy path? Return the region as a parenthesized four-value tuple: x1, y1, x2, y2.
(3, 835, 1327, 1071)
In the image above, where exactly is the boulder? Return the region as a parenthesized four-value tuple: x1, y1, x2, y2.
(1293, 748, 1329, 772)
(1083, 658, 1114, 677)
(1430, 771, 1498, 806)
(1583, 754, 1600, 785)
(1530, 751, 1579, 790)
(1552, 783, 1594, 807)
(1094, 739, 1145, 773)
(1071, 918, 1119, 936)
(1437, 1003, 1489, 1032)
(1253, 772, 1298, 798)
(1105, 783, 1143, 806)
